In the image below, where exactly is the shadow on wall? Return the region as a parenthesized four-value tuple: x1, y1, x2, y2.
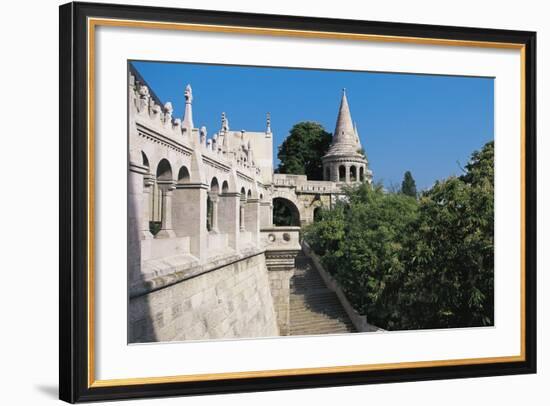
(127, 163, 158, 344)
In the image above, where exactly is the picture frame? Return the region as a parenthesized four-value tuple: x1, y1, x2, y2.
(59, 1, 537, 403)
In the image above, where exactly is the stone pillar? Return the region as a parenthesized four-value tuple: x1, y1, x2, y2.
(209, 192, 220, 233)
(332, 163, 339, 182)
(239, 200, 246, 231)
(156, 181, 176, 238)
(128, 163, 149, 285)
(172, 182, 209, 260)
(218, 192, 240, 250)
(245, 198, 261, 245)
(141, 174, 154, 239)
(345, 164, 350, 183)
(260, 200, 273, 228)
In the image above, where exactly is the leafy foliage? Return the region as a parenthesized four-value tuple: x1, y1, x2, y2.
(277, 122, 332, 180)
(304, 141, 494, 330)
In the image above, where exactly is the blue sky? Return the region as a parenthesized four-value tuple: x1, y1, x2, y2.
(131, 61, 494, 191)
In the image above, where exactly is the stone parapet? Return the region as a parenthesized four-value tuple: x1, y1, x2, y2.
(261, 226, 301, 335)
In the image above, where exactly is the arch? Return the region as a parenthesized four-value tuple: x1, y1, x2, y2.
(177, 166, 190, 184)
(222, 180, 229, 193)
(259, 193, 264, 200)
(141, 151, 149, 168)
(350, 166, 357, 181)
(156, 159, 172, 181)
(247, 189, 252, 198)
(240, 187, 247, 200)
(359, 166, 365, 182)
(273, 197, 300, 226)
(338, 165, 346, 182)
(325, 166, 331, 181)
(210, 177, 219, 193)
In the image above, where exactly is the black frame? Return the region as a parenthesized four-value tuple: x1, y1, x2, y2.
(59, 1, 537, 403)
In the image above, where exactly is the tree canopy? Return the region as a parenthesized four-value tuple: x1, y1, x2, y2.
(401, 170, 417, 197)
(277, 122, 332, 180)
(304, 141, 494, 331)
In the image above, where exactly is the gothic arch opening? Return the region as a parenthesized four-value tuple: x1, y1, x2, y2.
(156, 159, 172, 181)
(210, 177, 219, 194)
(222, 180, 229, 193)
(150, 159, 173, 236)
(350, 166, 357, 181)
(339, 165, 346, 182)
(177, 166, 190, 184)
(273, 197, 300, 226)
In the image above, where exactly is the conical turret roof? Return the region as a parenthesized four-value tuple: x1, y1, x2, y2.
(323, 89, 365, 159)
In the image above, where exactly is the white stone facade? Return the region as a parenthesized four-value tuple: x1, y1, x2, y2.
(127, 66, 373, 342)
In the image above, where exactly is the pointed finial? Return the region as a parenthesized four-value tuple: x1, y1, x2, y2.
(266, 112, 271, 133)
(221, 112, 229, 132)
(182, 84, 194, 129)
(184, 84, 193, 103)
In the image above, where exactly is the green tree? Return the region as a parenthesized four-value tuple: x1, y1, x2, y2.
(399, 141, 494, 329)
(304, 141, 494, 331)
(277, 122, 332, 180)
(401, 171, 417, 197)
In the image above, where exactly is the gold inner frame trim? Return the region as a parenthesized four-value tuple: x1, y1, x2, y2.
(87, 17, 527, 388)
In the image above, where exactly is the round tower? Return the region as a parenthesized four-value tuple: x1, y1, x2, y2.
(322, 89, 372, 184)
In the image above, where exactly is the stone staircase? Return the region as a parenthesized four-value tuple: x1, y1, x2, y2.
(289, 252, 355, 336)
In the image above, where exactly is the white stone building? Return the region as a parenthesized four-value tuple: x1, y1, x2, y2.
(127, 65, 372, 342)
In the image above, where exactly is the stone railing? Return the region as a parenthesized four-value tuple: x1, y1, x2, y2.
(273, 174, 338, 194)
(261, 226, 301, 335)
(261, 226, 301, 265)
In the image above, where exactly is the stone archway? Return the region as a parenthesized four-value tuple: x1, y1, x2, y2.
(272, 197, 301, 226)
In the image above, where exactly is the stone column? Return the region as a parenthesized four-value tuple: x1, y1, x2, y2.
(239, 199, 246, 231)
(172, 182, 209, 260)
(331, 163, 339, 182)
(141, 174, 154, 239)
(128, 163, 149, 285)
(245, 198, 261, 245)
(218, 192, 240, 250)
(260, 200, 273, 228)
(155, 181, 176, 238)
(345, 164, 350, 183)
(208, 192, 220, 233)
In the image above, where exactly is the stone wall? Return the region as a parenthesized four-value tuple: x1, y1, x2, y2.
(129, 252, 279, 343)
(267, 268, 294, 335)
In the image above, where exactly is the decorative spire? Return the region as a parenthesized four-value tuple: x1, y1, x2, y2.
(333, 88, 355, 143)
(354, 121, 362, 147)
(200, 126, 207, 146)
(182, 84, 194, 129)
(221, 112, 229, 132)
(322, 89, 366, 160)
(266, 112, 271, 133)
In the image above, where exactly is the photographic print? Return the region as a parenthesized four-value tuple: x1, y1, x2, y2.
(128, 61, 495, 343)
(60, 3, 535, 401)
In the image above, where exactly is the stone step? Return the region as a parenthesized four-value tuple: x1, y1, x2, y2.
(289, 327, 352, 335)
(288, 251, 355, 336)
(290, 321, 354, 331)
